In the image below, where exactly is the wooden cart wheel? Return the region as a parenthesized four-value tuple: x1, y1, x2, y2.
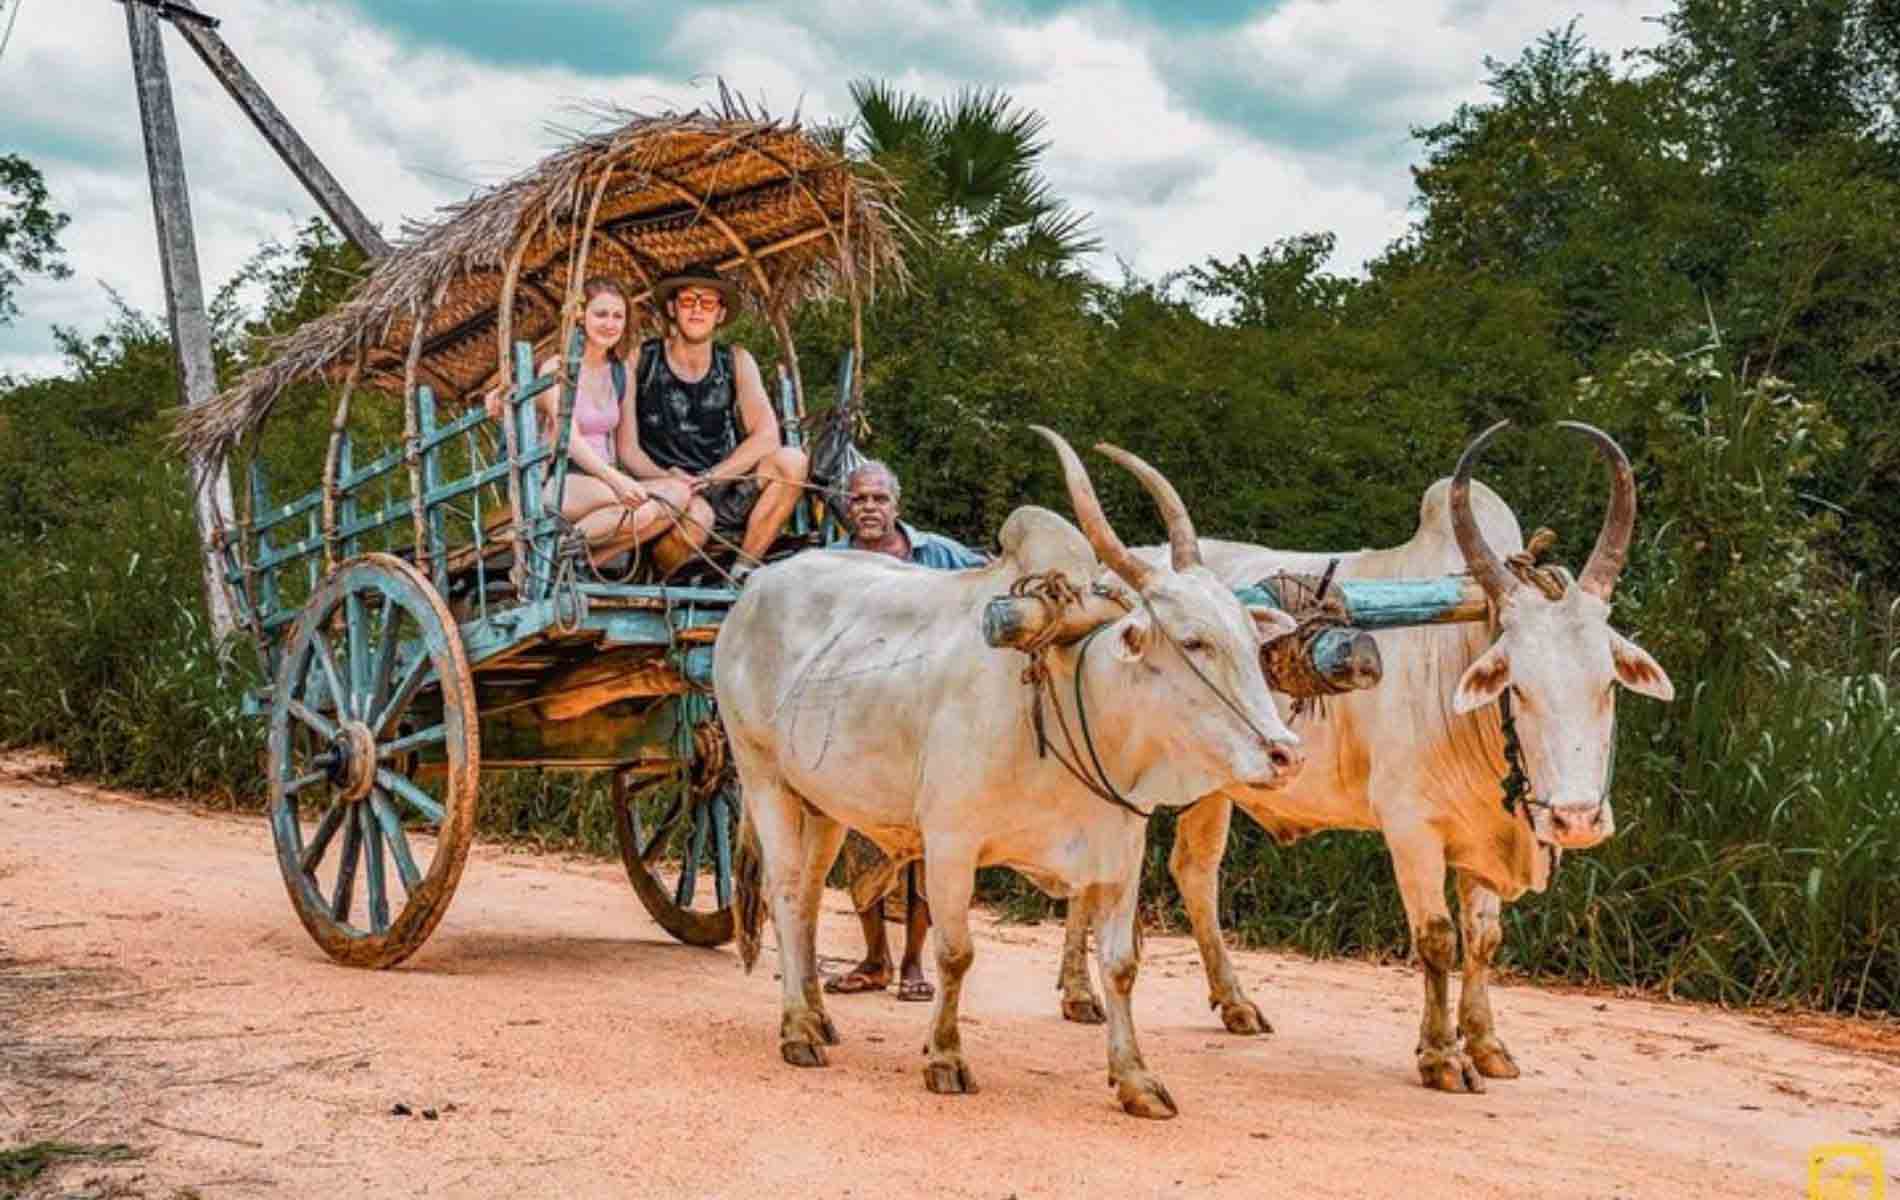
(613, 763, 738, 947)
(267, 553, 479, 968)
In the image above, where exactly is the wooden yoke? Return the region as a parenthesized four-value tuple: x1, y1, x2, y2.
(981, 572, 1132, 655)
(1258, 573, 1490, 630)
(982, 574, 1383, 699)
(984, 570, 1490, 704)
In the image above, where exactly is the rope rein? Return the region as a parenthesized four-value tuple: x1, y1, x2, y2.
(1496, 687, 1537, 819)
(1257, 557, 1352, 720)
(1022, 624, 1151, 820)
(1013, 572, 1147, 818)
(1490, 525, 1571, 882)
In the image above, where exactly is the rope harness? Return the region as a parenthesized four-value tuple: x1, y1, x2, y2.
(1014, 572, 1147, 818)
(1494, 525, 1564, 831)
(1024, 622, 1149, 820)
(1014, 573, 1295, 821)
(1254, 557, 1351, 721)
(1493, 526, 1573, 880)
(1496, 687, 1537, 821)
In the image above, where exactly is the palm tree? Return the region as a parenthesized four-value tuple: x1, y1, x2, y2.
(848, 79, 1099, 272)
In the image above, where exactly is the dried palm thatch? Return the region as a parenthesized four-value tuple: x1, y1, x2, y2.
(176, 89, 906, 469)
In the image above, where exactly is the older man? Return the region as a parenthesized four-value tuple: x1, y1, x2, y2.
(824, 460, 984, 1001)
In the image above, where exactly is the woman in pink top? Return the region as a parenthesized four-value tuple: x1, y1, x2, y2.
(487, 278, 711, 569)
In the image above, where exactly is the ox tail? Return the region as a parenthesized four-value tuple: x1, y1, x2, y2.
(734, 806, 765, 973)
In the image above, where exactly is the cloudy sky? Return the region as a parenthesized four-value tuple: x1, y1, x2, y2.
(0, 0, 1665, 376)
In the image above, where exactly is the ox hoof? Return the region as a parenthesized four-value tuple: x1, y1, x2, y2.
(781, 1040, 828, 1068)
(924, 1057, 978, 1095)
(1216, 998, 1273, 1036)
(1062, 993, 1107, 1025)
(1417, 1047, 1485, 1094)
(1467, 1036, 1520, 1079)
(780, 1010, 839, 1062)
(1116, 1073, 1179, 1120)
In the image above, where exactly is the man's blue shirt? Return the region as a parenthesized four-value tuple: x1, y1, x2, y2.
(830, 521, 986, 570)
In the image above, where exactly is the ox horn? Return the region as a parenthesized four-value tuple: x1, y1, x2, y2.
(1096, 443, 1203, 571)
(1449, 419, 1520, 602)
(1030, 425, 1154, 592)
(1557, 420, 1636, 599)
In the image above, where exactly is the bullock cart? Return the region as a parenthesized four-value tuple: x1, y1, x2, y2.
(178, 101, 901, 967)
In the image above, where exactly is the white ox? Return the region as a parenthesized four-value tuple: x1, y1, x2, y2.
(716, 428, 1304, 1118)
(1057, 421, 1676, 1092)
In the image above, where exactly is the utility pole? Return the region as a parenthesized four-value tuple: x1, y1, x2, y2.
(125, 0, 238, 640)
(157, 0, 390, 259)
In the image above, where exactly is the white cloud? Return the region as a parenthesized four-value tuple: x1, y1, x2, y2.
(0, 0, 1668, 375)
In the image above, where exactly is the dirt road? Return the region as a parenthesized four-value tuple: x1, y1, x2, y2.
(4, 765, 1898, 1199)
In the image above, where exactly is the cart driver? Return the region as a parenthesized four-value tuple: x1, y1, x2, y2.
(622, 264, 811, 583)
(825, 459, 985, 1003)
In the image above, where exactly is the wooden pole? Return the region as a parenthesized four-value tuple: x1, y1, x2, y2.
(125, 0, 238, 641)
(158, 0, 390, 259)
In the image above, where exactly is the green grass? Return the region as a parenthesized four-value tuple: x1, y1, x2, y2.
(0, 1142, 137, 1199)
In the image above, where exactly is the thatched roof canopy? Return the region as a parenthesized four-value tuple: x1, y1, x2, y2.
(177, 95, 904, 468)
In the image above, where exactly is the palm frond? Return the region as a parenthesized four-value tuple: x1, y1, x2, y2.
(849, 77, 941, 161)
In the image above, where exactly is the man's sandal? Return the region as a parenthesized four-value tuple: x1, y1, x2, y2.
(895, 977, 935, 1002)
(824, 968, 890, 994)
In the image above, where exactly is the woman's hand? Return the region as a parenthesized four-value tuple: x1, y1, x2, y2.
(483, 385, 507, 424)
(609, 473, 650, 509)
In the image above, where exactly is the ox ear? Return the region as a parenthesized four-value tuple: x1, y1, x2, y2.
(1247, 606, 1299, 644)
(1452, 643, 1512, 714)
(1610, 631, 1675, 702)
(1113, 612, 1152, 663)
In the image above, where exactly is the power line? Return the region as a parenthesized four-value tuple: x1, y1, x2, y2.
(0, 0, 23, 69)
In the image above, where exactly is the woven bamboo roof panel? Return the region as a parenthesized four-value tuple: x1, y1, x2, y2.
(177, 94, 905, 466)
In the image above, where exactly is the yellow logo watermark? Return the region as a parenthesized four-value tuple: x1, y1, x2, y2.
(1809, 1143, 1886, 1200)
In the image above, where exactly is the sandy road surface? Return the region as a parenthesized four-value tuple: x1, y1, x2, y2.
(4, 766, 1899, 1199)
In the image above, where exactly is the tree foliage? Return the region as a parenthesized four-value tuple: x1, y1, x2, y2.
(849, 78, 1099, 272)
(0, 154, 71, 326)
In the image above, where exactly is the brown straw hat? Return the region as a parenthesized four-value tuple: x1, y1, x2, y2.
(653, 262, 740, 308)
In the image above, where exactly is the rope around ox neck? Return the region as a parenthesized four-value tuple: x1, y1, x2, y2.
(1026, 624, 1149, 819)
(1023, 591, 1294, 821)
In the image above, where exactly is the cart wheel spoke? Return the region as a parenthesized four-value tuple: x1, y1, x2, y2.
(675, 800, 710, 907)
(298, 802, 348, 877)
(638, 791, 686, 864)
(360, 802, 390, 935)
(330, 805, 362, 923)
(377, 768, 446, 826)
(287, 698, 338, 741)
(345, 590, 370, 717)
(370, 790, 424, 894)
(311, 627, 351, 721)
(366, 598, 405, 720)
(371, 652, 430, 739)
(377, 723, 447, 761)
(283, 769, 328, 797)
